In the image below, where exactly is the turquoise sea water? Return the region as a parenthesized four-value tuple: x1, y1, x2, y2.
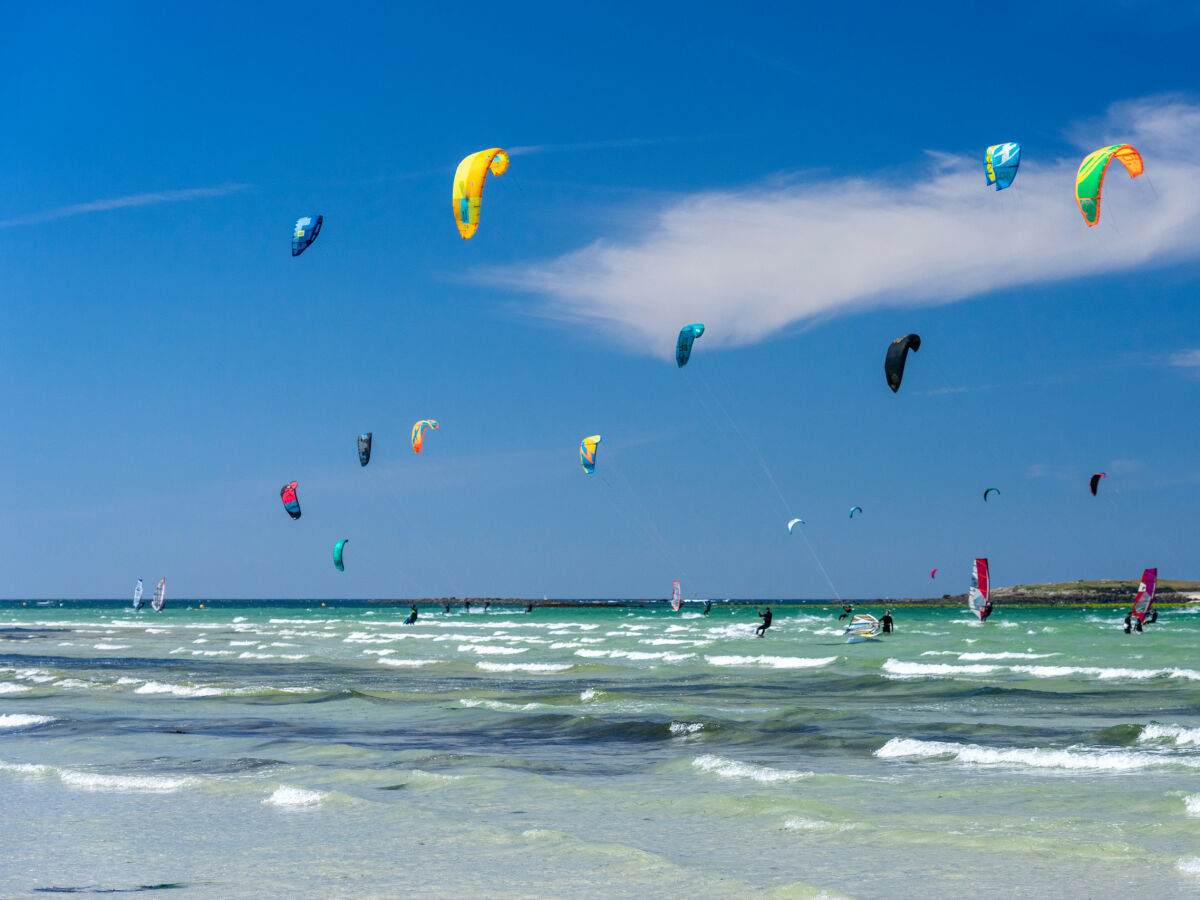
(2, 601, 1200, 898)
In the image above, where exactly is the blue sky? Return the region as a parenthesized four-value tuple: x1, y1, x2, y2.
(3, 2, 1200, 599)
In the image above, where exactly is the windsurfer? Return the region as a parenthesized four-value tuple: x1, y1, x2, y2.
(880, 610, 894, 633)
(755, 607, 773, 637)
(980, 602, 994, 622)
(1124, 614, 1142, 634)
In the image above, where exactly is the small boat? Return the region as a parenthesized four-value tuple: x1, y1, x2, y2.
(132, 578, 144, 611)
(151, 578, 166, 612)
(845, 613, 881, 643)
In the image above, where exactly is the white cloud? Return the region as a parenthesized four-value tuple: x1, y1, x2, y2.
(1169, 349, 1200, 368)
(0, 184, 250, 228)
(488, 96, 1200, 357)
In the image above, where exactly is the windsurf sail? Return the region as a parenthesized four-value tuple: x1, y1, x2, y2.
(845, 613, 881, 640)
(671, 580, 682, 611)
(968, 558, 990, 620)
(132, 578, 144, 611)
(1131, 567, 1157, 624)
(151, 578, 166, 612)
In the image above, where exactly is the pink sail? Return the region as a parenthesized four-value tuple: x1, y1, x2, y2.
(968, 558, 990, 620)
(1131, 568, 1157, 623)
(671, 580, 682, 612)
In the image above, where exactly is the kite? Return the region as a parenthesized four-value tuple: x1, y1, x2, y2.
(358, 433, 372, 467)
(412, 420, 439, 454)
(333, 539, 348, 572)
(580, 435, 602, 474)
(787, 518, 805, 533)
(453, 148, 509, 239)
(849, 506, 863, 518)
(983, 488, 1000, 502)
(676, 324, 705, 368)
(280, 481, 301, 519)
(885, 334, 921, 393)
(292, 215, 322, 256)
(1076, 144, 1143, 227)
(984, 142, 1021, 190)
(1090, 472, 1106, 496)
(930, 568, 938, 579)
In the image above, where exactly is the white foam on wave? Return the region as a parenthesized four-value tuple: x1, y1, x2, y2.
(92, 643, 129, 650)
(580, 688, 603, 701)
(958, 651, 1057, 661)
(238, 651, 308, 660)
(60, 771, 197, 792)
(549, 641, 584, 649)
(0, 714, 56, 730)
(133, 681, 226, 698)
(476, 661, 572, 673)
(1185, 794, 1200, 817)
(883, 660, 1000, 677)
(706, 655, 837, 669)
(377, 657, 436, 667)
(0, 684, 31, 694)
(1177, 858, 1200, 876)
(875, 737, 1200, 772)
(1139, 724, 1200, 747)
(669, 722, 704, 735)
(264, 785, 327, 807)
(458, 644, 527, 655)
(784, 817, 858, 832)
(692, 754, 811, 782)
(459, 698, 546, 712)
(1010, 664, 1200, 681)
(0, 760, 51, 776)
(575, 648, 694, 662)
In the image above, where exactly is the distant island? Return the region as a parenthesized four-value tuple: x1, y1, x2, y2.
(881, 578, 1200, 608)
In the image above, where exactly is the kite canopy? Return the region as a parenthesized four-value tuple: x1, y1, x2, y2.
(983, 487, 1000, 502)
(984, 142, 1021, 190)
(453, 148, 508, 239)
(358, 433, 372, 467)
(333, 539, 348, 572)
(292, 215, 322, 256)
(580, 435, 602, 474)
(281, 481, 301, 519)
(884, 334, 921, 393)
(1089, 472, 1106, 496)
(676, 324, 705, 368)
(786, 518, 805, 533)
(930, 568, 938, 579)
(849, 505, 863, 518)
(411, 420, 439, 454)
(1076, 144, 1143, 226)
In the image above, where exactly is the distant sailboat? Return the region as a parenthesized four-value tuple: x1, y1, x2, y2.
(132, 579, 144, 611)
(968, 558, 992, 621)
(671, 580, 682, 612)
(151, 578, 166, 612)
(1131, 567, 1157, 627)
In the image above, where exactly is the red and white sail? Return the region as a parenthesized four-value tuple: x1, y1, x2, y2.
(671, 580, 682, 611)
(968, 558, 990, 620)
(1131, 568, 1157, 624)
(151, 578, 166, 612)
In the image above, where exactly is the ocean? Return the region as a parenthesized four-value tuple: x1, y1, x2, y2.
(2, 600, 1199, 898)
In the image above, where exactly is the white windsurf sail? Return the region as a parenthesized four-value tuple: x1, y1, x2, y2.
(1131, 568, 1157, 624)
(968, 558, 990, 620)
(132, 579, 144, 610)
(151, 578, 166, 612)
(671, 580, 682, 611)
(845, 613, 881, 642)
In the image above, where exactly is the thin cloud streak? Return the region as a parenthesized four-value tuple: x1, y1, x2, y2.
(487, 96, 1200, 357)
(0, 183, 251, 228)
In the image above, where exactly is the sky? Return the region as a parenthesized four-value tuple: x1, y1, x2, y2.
(3, 1, 1200, 599)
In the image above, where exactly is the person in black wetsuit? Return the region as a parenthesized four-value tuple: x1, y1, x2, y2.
(464, 600, 471, 612)
(755, 607, 772, 637)
(703, 600, 712, 616)
(443, 602, 450, 613)
(838, 605, 853, 621)
(1149, 609, 1158, 625)
(525, 602, 533, 613)
(880, 610, 894, 634)
(980, 602, 994, 622)
(484, 601, 491, 612)
(403, 604, 418, 625)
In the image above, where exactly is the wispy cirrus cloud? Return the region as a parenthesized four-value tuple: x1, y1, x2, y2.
(0, 183, 251, 228)
(1168, 349, 1200, 368)
(486, 95, 1200, 357)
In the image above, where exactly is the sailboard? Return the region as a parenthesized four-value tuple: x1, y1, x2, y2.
(132, 578, 144, 611)
(1131, 567, 1157, 626)
(845, 613, 881, 643)
(671, 580, 682, 612)
(151, 578, 166, 612)
(968, 558, 991, 620)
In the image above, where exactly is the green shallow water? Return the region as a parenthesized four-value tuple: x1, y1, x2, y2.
(2, 602, 1199, 898)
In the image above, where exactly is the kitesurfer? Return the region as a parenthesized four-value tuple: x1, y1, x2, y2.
(755, 607, 773, 638)
(404, 604, 418, 625)
(443, 603, 450, 613)
(484, 601, 491, 612)
(525, 602, 533, 613)
(880, 610, 894, 633)
(838, 604, 853, 621)
(703, 600, 712, 616)
(465, 600, 472, 612)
